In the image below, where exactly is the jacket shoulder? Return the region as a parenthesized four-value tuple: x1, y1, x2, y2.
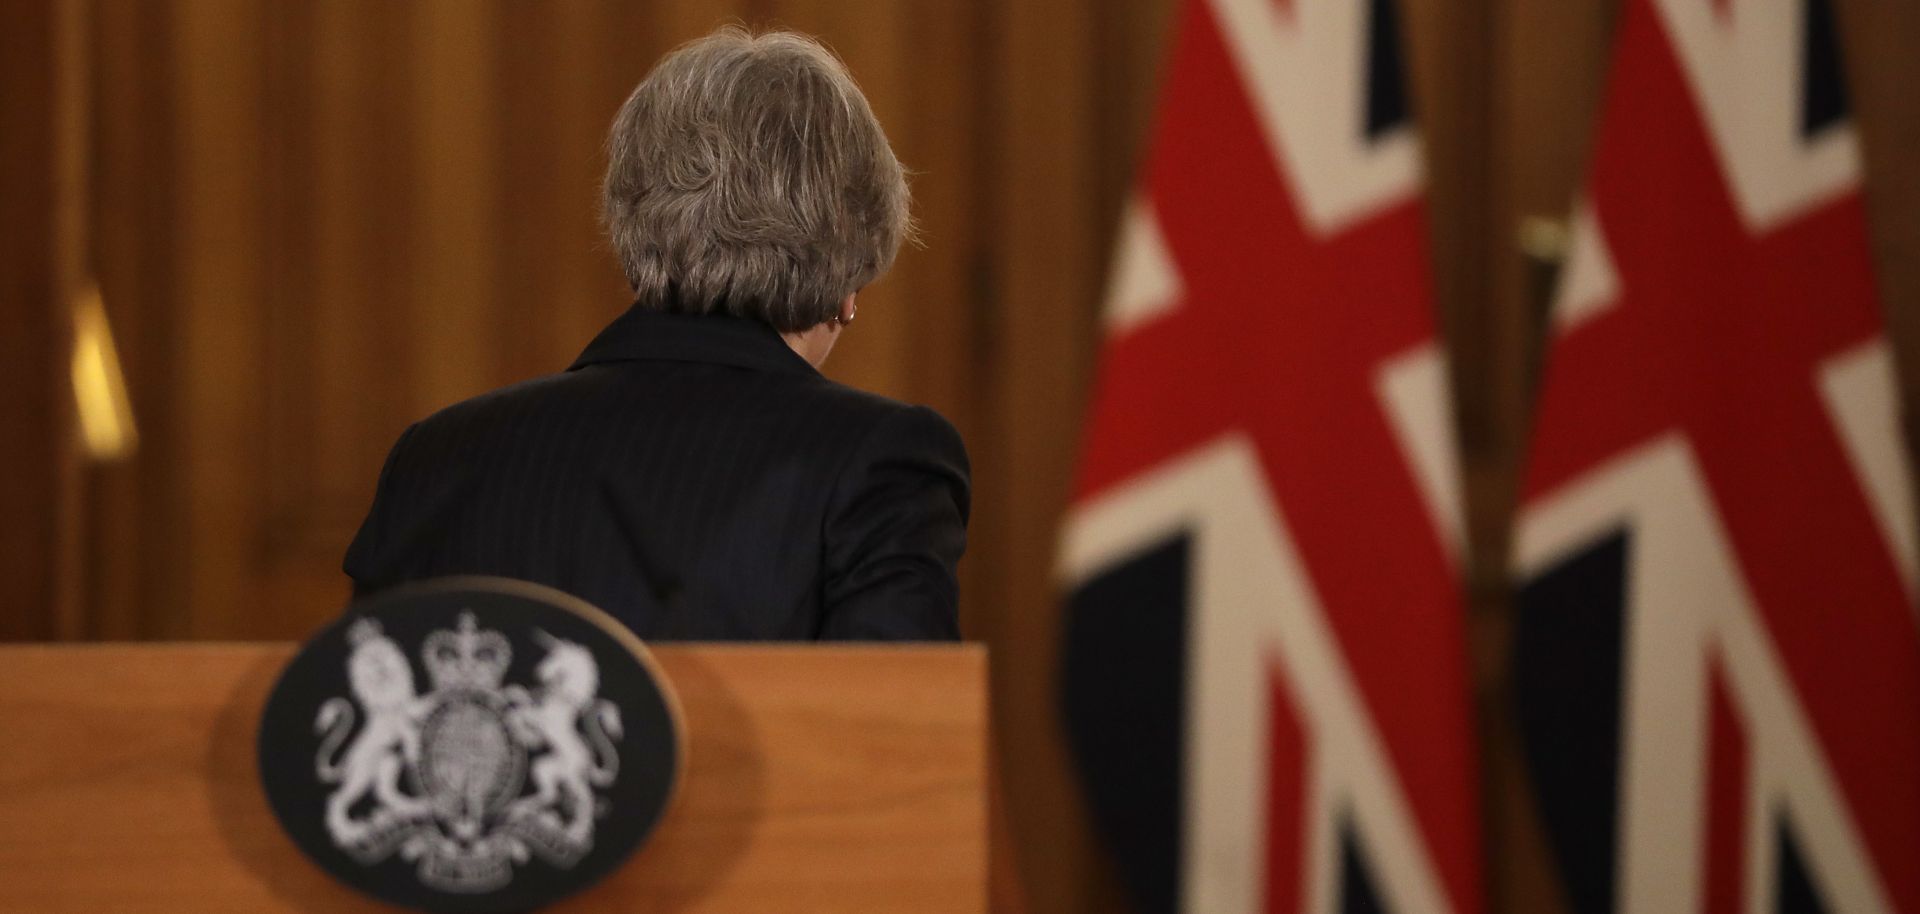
(397, 371, 599, 443)
(797, 375, 925, 423)
(802, 379, 966, 455)
(395, 368, 965, 470)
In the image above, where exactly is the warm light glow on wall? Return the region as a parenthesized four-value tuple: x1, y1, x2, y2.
(69, 284, 137, 462)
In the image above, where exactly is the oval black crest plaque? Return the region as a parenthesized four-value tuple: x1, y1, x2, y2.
(258, 577, 683, 913)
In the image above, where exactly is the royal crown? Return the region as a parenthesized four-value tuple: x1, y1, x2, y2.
(345, 617, 384, 647)
(423, 611, 511, 691)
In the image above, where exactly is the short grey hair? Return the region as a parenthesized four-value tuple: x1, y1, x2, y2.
(601, 27, 912, 332)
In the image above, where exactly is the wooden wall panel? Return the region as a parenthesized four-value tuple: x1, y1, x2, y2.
(1842, 0, 1920, 455)
(414, 0, 499, 415)
(173, 0, 269, 636)
(85, 1, 156, 641)
(0, 0, 74, 642)
(1485, 4, 1615, 913)
(983, 0, 1112, 908)
(543, 0, 623, 364)
(87, 0, 180, 641)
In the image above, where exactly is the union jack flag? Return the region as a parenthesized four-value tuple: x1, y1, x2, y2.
(1058, 0, 1480, 911)
(1512, 0, 1920, 911)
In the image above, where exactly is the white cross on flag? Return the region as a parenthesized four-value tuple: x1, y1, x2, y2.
(1058, 0, 1480, 911)
(1512, 0, 1920, 912)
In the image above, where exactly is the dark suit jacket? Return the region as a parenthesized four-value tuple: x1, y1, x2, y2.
(343, 307, 969, 641)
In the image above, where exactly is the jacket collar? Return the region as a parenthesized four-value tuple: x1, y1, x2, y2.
(569, 306, 819, 376)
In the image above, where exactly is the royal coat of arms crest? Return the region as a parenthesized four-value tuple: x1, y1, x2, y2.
(312, 611, 623, 893)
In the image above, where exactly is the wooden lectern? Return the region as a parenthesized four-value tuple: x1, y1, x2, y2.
(0, 644, 985, 913)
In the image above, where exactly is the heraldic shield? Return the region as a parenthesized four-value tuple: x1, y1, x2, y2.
(258, 577, 684, 913)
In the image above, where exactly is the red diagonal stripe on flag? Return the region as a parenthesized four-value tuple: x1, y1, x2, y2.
(1521, 1, 1920, 906)
(1075, 2, 1478, 909)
